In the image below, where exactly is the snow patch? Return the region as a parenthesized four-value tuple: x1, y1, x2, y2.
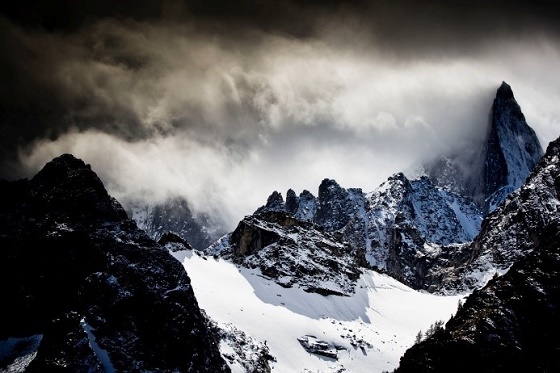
(179, 251, 463, 372)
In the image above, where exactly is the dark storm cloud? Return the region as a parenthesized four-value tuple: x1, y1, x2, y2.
(1, 0, 560, 226)
(2, 0, 559, 172)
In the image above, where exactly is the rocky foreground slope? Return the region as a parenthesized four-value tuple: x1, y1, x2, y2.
(396, 220, 560, 372)
(0, 154, 228, 372)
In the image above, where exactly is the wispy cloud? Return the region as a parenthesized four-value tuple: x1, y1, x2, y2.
(3, 1, 560, 228)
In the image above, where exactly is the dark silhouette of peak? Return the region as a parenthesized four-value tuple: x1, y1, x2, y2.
(30, 153, 127, 223)
(483, 81, 543, 212)
(319, 178, 341, 190)
(496, 81, 514, 100)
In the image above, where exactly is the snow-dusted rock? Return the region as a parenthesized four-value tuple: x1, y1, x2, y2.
(0, 154, 229, 372)
(252, 174, 482, 291)
(207, 211, 364, 296)
(126, 196, 226, 250)
(441, 136, 560, 293)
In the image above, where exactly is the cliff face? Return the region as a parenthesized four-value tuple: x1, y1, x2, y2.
(482, 81, 543, 212)
(207, 210, 363, 297)
(0, 154, 229, 372)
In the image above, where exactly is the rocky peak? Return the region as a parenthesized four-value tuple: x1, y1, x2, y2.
(315, 178, 358, 231)
(265, 191, 284, 210)
(0, 154, 229, 372)
(422, 82, 542, 214)
(496, 80, 514, 99)
(255, 191, 285, 215)
(483, 81, 543, 212)
(285, 188, 299, 214)
(30, 154, 127, 223)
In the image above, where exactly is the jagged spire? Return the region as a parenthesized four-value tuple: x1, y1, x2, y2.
(30, 153, 128, 223)
(483, 81, 544, 212)
(496, 81, 514, 100)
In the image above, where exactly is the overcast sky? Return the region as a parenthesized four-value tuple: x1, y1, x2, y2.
(1, 0, 560, 228)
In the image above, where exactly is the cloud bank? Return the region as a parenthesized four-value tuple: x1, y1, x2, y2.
(2, 1, 560, 228)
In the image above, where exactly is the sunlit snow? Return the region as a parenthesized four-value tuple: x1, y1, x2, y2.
(173, 251, 464, 372)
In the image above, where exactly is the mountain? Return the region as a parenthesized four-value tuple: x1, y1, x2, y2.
(0, 154, 229, 372)
(440, 135, 560, 293)
(244, 174, 482, 292)
(395, 220, 560, 372)
(424, 81, 543, 213)
(126, 196, 226, 250)
(209, 82, 545, 296)
(1, 82, 551, 372)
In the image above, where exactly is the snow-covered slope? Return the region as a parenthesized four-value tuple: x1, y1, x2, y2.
(173, 250, 464, 373)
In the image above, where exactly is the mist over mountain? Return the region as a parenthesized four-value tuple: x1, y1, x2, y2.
(423, 81, 543, 213)
(1, 1, 560, 229)
(2, 2, 560, 372)
(1, 87, 558, 371)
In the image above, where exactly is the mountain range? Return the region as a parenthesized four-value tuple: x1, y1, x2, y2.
(1, 82, 558, 372)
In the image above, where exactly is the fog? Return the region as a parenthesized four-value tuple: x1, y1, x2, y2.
(2, 1, 560, 228)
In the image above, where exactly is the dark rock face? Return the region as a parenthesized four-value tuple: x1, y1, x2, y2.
(285, 189, 299, 214)
(441, 136, 560, 293)
(482, 81, 543, 212)
(209, 211, 363, 296)
(26, 312, 104, 373)
(380, 175, 483, 291)
(0, 154, 229, 372)
(315, 179, 361, 231)
(126, 196, 226, 250)
(396, 221, 560, 373)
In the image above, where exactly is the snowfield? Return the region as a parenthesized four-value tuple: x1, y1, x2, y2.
(173, 251, 464, 373)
